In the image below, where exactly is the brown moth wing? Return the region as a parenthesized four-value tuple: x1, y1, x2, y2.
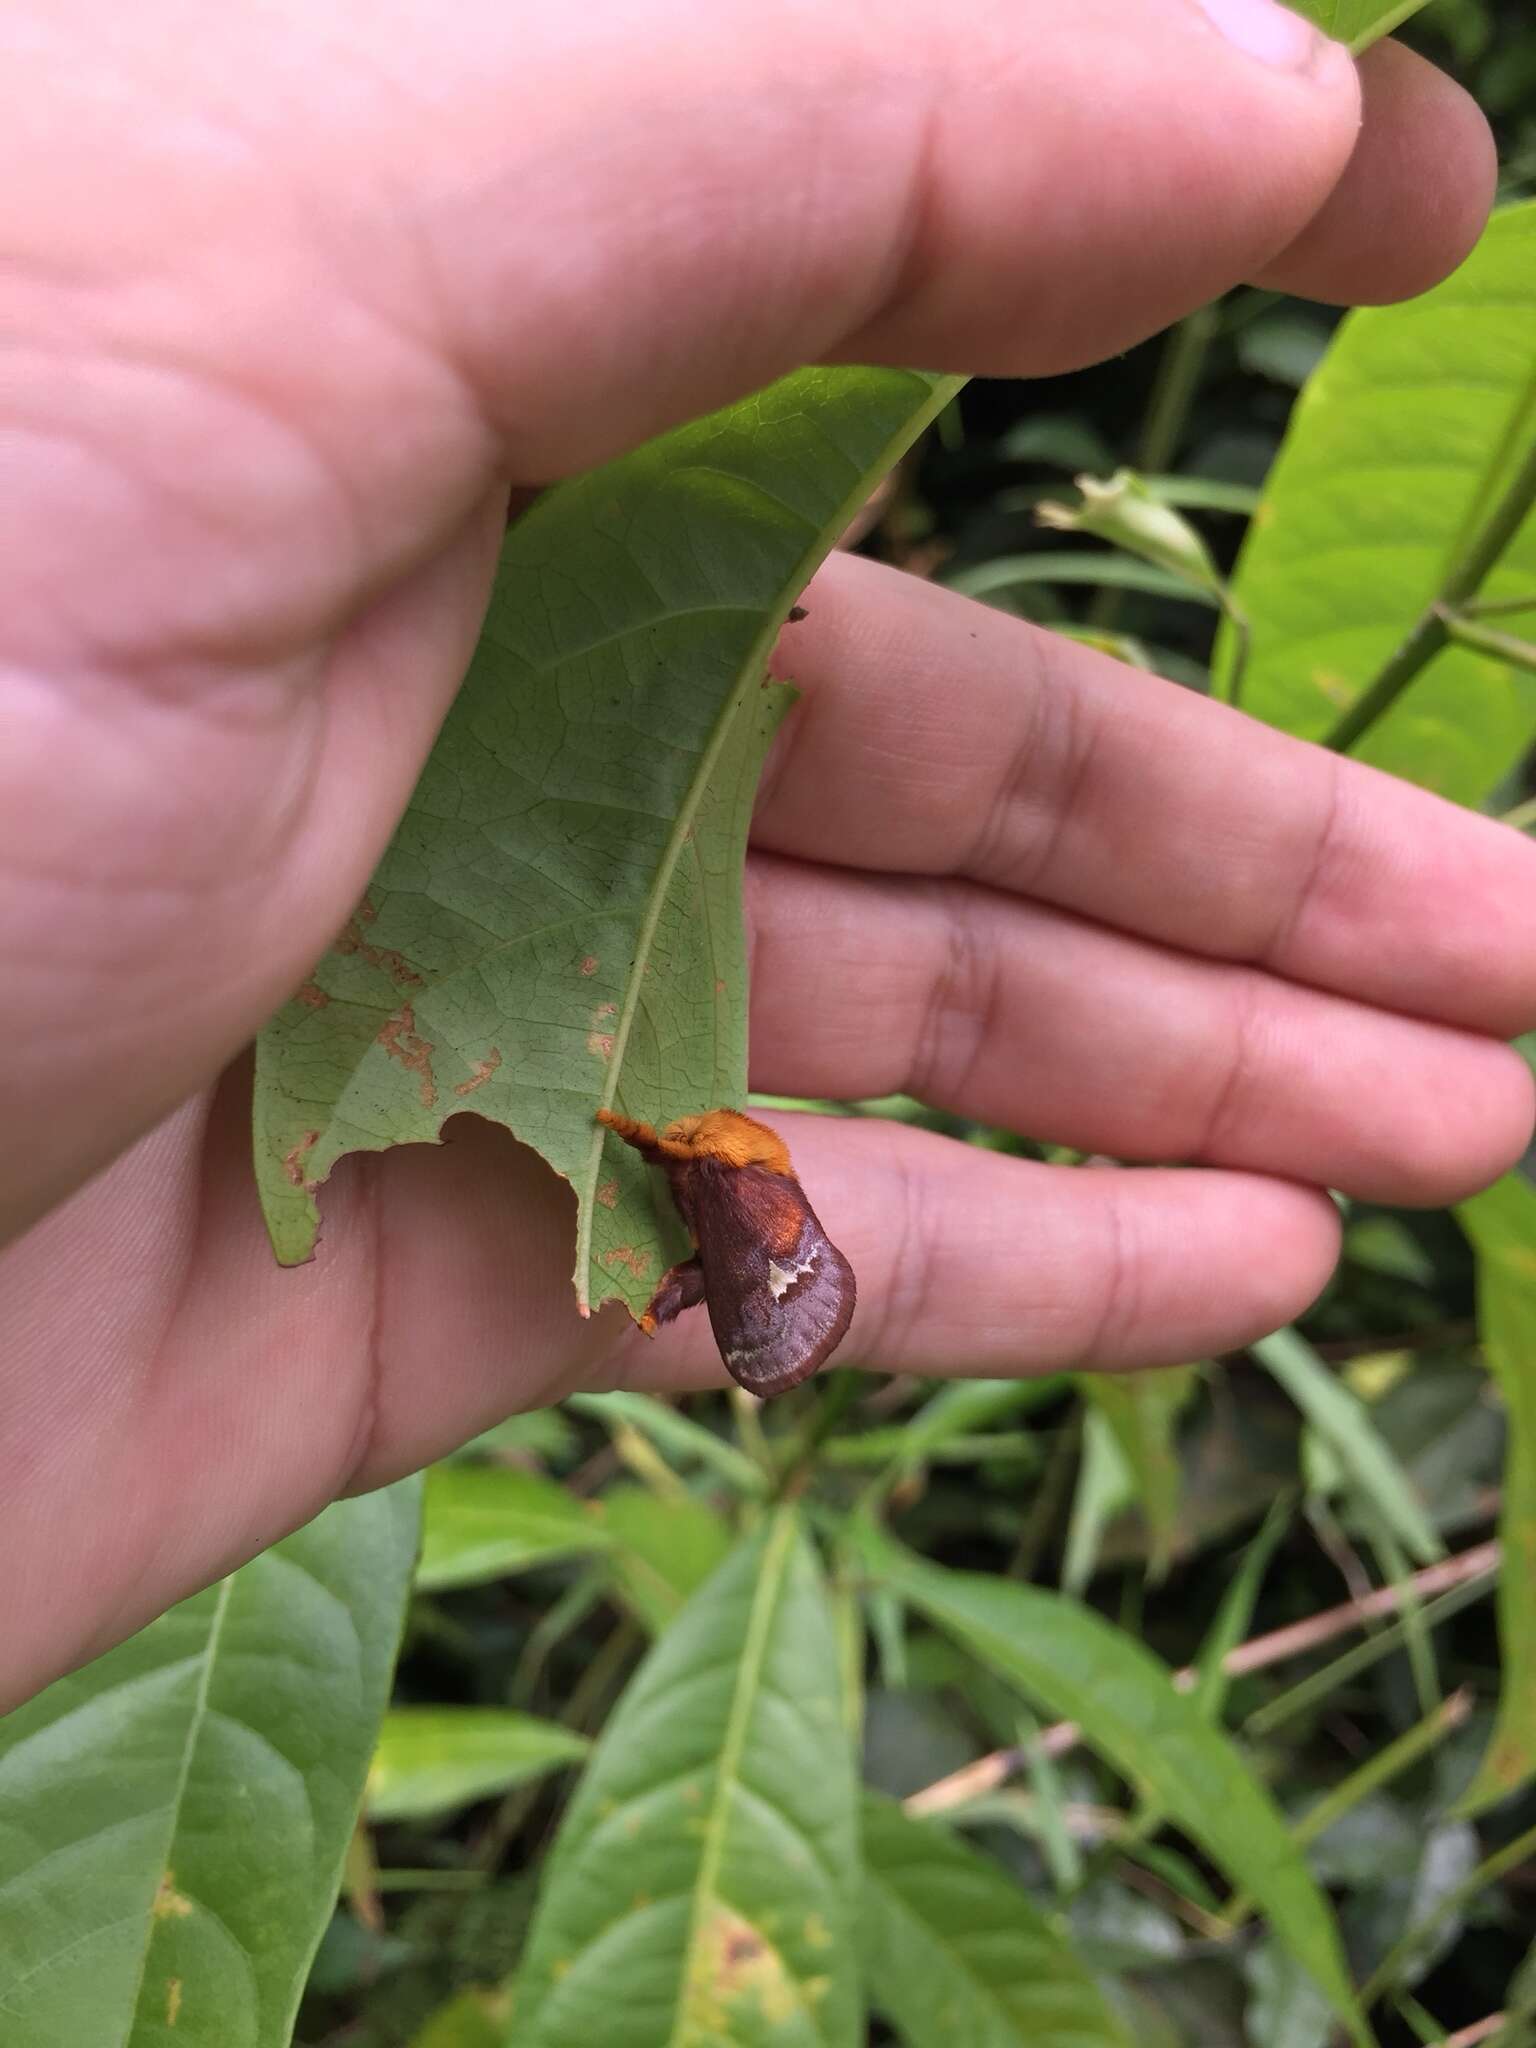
(685, 1160, 856, 1398)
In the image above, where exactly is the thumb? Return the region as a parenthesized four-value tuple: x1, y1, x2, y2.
(441, 0, 1371, 472)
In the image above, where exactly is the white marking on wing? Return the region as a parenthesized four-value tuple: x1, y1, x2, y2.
(767, 1251, 818, 1300)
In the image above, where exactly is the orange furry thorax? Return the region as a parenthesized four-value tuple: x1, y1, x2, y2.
(596, 1106, 793, 1176)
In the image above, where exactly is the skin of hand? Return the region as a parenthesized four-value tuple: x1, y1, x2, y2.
(1, 0, 1529, 1711)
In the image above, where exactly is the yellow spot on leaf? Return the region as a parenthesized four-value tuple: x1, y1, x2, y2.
(683, 1905, 801, 2033)
(1309, 668, 1356, 707)
(166, 1978, 183, 2027)
(803, 1912, 831, 1950)
(154, 1873, 193, 1918)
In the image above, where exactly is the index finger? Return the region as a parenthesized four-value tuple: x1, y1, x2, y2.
(756, 552, 1536, 1038)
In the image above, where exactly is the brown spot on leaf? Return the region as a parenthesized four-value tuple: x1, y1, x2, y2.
(714, 979, 727, 996)
(378, 1004, 438, 1109)
(154, 1873, 193, 1919)
(295, 982, 330, 1010)
(166, 1978, 183, 2027)
(601, 1244, 652, 1279)
(787, 604, 808, 623)
(453, 1047, 503, 1097)
(334, 916, 423, 989)
(595, 1179, 620, 1209)
(283, 1131, 320, 1190)
(580, 954, 599, 977)
(587, 1001, 617, 1060)
(357, 896, 378, 923)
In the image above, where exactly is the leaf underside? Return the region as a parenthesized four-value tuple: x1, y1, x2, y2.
(254, 367, 957, 1318)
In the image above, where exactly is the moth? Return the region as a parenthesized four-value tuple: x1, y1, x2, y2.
(595, 1106, 856, 1399)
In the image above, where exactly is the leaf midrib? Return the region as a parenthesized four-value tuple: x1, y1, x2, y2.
(665, 1508, 795, 2048)
(116, 1573, 233, 2047)
(572, 371, 962, 1312)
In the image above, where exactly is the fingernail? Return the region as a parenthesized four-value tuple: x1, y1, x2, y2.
(1194, 0, 1323, 68)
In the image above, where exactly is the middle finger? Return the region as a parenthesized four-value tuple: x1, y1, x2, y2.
(746, 853, 1532, 1206)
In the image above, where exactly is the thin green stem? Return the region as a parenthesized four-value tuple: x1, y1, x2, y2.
(1323, 432, 1536, 755)
(1219, 1689, 1471, 1932)
(1360, 1816, 1536, 2010)
(1441, 611, 1536, 677)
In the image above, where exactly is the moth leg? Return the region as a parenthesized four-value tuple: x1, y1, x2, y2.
(595, 1108, 694, 1163)
(639, 1256, 707, 1336)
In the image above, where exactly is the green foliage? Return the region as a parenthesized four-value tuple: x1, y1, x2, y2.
(1295, 0, 1434, 50)
(253, 368, 958, 1318)
(416, 1463, 610, 1591)
(1456, 1175, 1536, 1810)
(869, 1541, 1367, 2042)
(859, 1795, 1134, 2047)
(0, 1482, 419, 2048)
(367, 1710, 588, 1823)
(1219, 201, 1536, 799)
(508, 1511, 859, 2048)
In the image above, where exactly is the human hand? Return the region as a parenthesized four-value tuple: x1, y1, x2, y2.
(2, 0, 1524, 1708)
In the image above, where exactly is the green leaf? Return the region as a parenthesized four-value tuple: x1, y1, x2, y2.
(0, 1481, 420, 2048)
(1292, 0, 1433, 51)
(366, 1708, 588, 1822)
(872, 1540, 1368, 2045)
(410, 1988, 514, 2048)
(416, 1463, 609, 1592)
(1456, 1174, 1536, 1810)
(1080, 1366, 1196, 1581)
(859, 1794, 1134, 2048)
(566, 1390, 768, 1497)
(946, 550, 1222, 609)
(1191, 1496, 1292, 1722)
(509, 1509, 859, 2047)
(599, 1485, 737, 1636)
(1219, 202, 1536, 799)
(1252, 1329, 1442, 1565)
(254, 367, 959, 1318)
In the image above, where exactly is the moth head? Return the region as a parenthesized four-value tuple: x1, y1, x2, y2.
(657, 1108, 793, 1176)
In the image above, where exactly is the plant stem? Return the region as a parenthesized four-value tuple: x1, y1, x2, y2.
(1360, 1816, 1536, 2010)
(1441, 611, 1536, 677)
(1322, 433, 1536, 755)
(903, 1540, 1500, 1814)
(1218, 1689, 1472, 1931)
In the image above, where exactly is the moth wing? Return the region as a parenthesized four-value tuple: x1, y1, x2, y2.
(689, 1163, 856, 1399)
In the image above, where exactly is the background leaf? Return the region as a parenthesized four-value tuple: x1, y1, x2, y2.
(1293, 0, 1434, 51)
(366, 1708, 588, 1823)
(1219, 201, 1536, 800)
(1253, 1328, 1442, 1564)
(1456, 1173, 1536, 1810)
(416, 1462, 609, 1592)
(873, 1541, 1368, 2045)
(1079, 1365, 1197, 1581)
(254, 368, 959, 1317)
(508, 1510, 859, 2047)
(599, 1485, 737, 1636)
(860, 1794, 1134, 2048)
(0, 1481, 420, 2048)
